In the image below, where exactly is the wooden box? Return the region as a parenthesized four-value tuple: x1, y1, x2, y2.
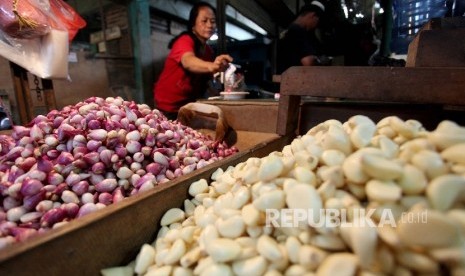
(4, 66, 465, 275)
(277, 66, 465, 136)
(406, 17, 465, 67)
(197, 99, 279, 134)
(0, 108, 291, 275)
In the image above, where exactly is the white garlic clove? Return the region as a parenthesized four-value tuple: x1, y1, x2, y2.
(188, 179, 209, 197)
(349, 218, 378, 269)
(216, 215, 245, 239)
(426, 174, 465, 211)
(163, 239, 186, 265)
(366, 180, 402, 203)
(161, 208, 186, 226)
(397, 209, 460, 248)
(441, 143, 465, 165)
(134, 244, 156, 274)
(398, 164, 428, 195)
(205, 238, 241, 263)
(146, 266, 172, 276)
(253, 190, 286, 211)
(395, 250, 439, 273)
(360, 153, 403, 181)
(320, 149, 346, 167)
(411, 150, 448, 180)
(298, 245, 328, 270)
(256, 235, 283, 262)
(315, 253, 358, 276)
(258, 155, 284, 182)
(232, 256, 268, 276)
(350, 123, 376, 149)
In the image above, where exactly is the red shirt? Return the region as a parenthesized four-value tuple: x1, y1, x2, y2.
(154, 34, 214, 113)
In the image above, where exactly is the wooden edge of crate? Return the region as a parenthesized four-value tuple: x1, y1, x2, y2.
(0, 134, 292, 275)
(277, 66, 465, 135)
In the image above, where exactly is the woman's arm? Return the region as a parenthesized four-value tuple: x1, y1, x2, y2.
(301, 54, 319, 66)
(181, 52, 233, 73)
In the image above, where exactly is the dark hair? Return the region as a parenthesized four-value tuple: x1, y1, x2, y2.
(168, 1, 216, 54)
(188, 1, 216, 31)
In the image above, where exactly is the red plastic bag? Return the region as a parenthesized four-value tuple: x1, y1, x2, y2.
(0, 0, 86, 42)
(0, 0, 50, 39)
(0, 0, 85, 79)
(49, 0, 86, 42)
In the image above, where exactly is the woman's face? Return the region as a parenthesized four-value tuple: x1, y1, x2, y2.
(306, 13, 320, 30)
(192, 6, 216, 42)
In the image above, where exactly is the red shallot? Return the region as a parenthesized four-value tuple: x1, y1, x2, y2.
(0, 96, 238, 248)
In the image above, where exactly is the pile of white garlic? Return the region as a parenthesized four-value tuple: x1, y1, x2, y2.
(102, 115, 465, 276)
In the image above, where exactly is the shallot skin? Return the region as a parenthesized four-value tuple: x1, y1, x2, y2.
(0, 96, 238, 246)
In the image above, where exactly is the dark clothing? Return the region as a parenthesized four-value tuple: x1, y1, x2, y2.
(276, 24, 320, 74)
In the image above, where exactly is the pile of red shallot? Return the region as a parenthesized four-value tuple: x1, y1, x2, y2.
(0, 97, 238, 248)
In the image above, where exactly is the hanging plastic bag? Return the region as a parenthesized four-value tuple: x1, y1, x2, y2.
(0, 28, 69, 78)
(0, 0, 51, 39)
(0, 0, 86, 79)
(49, 0, 86, 42)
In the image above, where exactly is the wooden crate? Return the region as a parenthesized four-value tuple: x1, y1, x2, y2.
(198, 99, 279, 133)
(406, 17, 465, 67)
(0, 108, 291, 275)
(277, 66, 465, 136)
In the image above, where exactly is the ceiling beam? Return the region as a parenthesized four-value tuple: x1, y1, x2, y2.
(227, 0, 284, 36)
(252, 0, 295, 29)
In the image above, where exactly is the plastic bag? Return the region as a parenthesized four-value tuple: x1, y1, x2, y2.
(0, 0, 51, 39)
(0, 0, 86, 79)
(223, 64, 246, 92)
(49, 0, 86, 42)
(0, 0, 86, 41)
(0, 28, 69, 78)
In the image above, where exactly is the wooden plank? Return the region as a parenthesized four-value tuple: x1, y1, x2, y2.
(9, 63, 34, 124)
(279, 66, 465, 106)
(406, 29, 465, 67)
(427, 16, 465, 30)
(277, 94, 300, 135)
(41, 79, 57, 112)
(272, 74, 281, 83)
(0, 132, 290, 276)
(198, 99, 279, 133)
(277, 66, 465, 135)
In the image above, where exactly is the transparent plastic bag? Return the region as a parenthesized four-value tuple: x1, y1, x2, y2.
(0, 0, 51, 39)
(0, 28, 69, 78)
(0, 0, 86, 78)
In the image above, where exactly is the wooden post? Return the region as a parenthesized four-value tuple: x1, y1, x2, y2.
(10, 62, 34, 125)
(42, 78, 57, 112)
(128, 0, 153, 105)
(277, 94, 300, 136)
(216, 0, 227, 54)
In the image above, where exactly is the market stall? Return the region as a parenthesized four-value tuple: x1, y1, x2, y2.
(96, 65, 465, 275)
(0, 2, 464, 274)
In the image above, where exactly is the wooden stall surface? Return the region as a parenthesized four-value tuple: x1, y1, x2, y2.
(406, 17, 465, 67)
(198, 99, 279, 134)
(277, 66, 465, 135)
(0, 130, 291, 275)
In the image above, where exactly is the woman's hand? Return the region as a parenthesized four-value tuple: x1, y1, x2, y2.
(181, 52, 233, 74)
(211, 54, 233, 73)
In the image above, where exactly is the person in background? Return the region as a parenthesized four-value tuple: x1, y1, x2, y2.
(276, 1, 326, 74)
(153, 1, 233, 120)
